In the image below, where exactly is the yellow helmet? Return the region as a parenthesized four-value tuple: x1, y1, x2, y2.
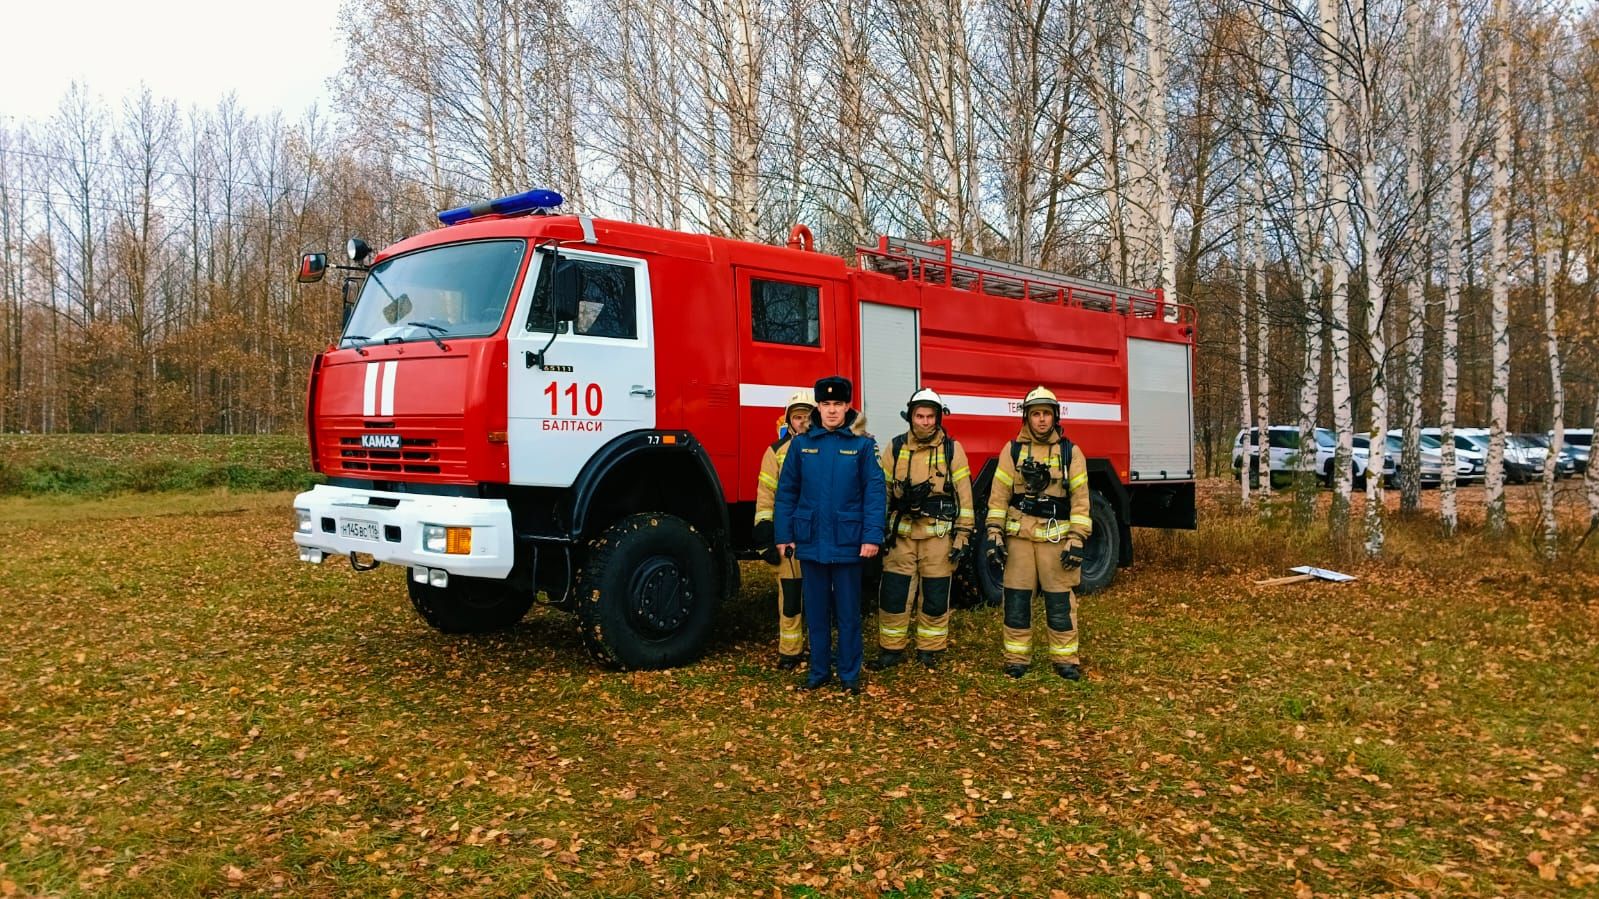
(1021, 385, 1059, 418)
(785, 389, 816, 416)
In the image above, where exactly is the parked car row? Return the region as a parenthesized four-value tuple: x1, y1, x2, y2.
(1230, 426, 1393, 489)
(1231, 425, 1588, 488)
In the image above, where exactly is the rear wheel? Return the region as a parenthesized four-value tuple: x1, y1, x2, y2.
(955, 465, 1003, 608)
(407, 574, 534, 634)
(957, 484, 1122, 601)
(1076, 491, 1120, 595)
(956, 519, 1005, 608)
(576, 513, 719, 669)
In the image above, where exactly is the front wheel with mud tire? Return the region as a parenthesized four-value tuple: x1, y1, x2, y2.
(407, 574, 534, 634)
(576, 513, 720, 669)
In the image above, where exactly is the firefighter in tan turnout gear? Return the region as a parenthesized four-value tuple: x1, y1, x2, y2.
(986, 386, 1092, 680)
(869, 389, 975, 671)
(753, 390, 815, 670)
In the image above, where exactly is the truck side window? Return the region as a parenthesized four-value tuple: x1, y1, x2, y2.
(751, 278, 820, 347)
(527, 255, 639, 340)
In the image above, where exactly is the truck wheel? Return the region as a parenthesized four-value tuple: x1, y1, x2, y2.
(1076, 491, 1120, 595)
(407, 575, 534, 634)
(576, 513, 719, 669)
(955, 465, 1003, 608)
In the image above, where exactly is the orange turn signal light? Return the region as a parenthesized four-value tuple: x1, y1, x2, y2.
(445, 527, 472, 554)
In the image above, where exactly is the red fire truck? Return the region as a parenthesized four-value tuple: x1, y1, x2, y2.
(292, 189, 1196, 669)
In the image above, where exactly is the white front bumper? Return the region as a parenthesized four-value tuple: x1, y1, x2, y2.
(292, 484, 515, 579)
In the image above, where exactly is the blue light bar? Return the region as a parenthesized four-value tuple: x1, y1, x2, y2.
(438, 188, 565, 225)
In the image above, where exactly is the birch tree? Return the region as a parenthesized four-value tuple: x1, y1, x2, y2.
(1354, 0, 1388, 557)
(1440, 0, 1467, 535)
(1269, 5, 1326, 520)
(1536, 46, 1564, 556)
(1237, 190, 1254, 509)
(1319, 0, 1356, 542)
(1397, 0, 1430, 516)
(1485, 0, 1512, 536)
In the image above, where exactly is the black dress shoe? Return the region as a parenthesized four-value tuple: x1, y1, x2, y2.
(841, 680, 862, 696)
(868, 650, 904, 671)
(802, 675, 831, 691)
(777, 654, 803, 671)
(1002, 664, 1028, 679)
(1053, 663, 1082, 681)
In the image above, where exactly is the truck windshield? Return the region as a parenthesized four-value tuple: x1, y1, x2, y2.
(342, 240, 526, 346)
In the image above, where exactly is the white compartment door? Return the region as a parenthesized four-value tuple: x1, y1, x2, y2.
(1128, 338, 1194, 480)
(858, 303, 919, 429)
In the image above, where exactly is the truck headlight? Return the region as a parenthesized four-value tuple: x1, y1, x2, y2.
(296, 508, 313, 534)
(423, 524, 472, 554)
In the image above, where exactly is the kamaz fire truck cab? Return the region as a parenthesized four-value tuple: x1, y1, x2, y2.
(293, 189, 1197, 669)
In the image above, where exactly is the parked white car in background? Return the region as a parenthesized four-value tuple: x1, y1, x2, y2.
(1516, 433, 1578, 479)
(1419, 428, 1486, 483)
(1555, 429, 1591, 474)
(1454, 429, 1554, 483)
(1231, 426, 1387, 488)
(1402, 429, 1486, 484)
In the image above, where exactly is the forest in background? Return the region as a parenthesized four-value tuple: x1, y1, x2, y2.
(3, 0, 1598, 547)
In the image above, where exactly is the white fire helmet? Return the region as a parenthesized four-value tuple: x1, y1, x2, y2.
(785, 389, 816, 417)
(903, 387, 949, 426)
(1021, 385, 1060, 421)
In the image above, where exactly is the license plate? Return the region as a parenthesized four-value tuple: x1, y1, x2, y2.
(339, 519, 381, 542)
(361, 433, 401, 449)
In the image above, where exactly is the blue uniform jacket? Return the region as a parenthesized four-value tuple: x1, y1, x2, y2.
(773, 410, 887, 564)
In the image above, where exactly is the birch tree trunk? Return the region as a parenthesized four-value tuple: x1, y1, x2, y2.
(1441, 0, 1466, 535)
(1144, 0, 1177, 303)
(1537, 59, 1564, 557)
(1485, 0, 1512, 536)
(1399, 1, 1427, 516)
(1274, 10, 1323, 522)
(1321, 0, 1356, 543)
(1358, 0, 1387, 558)
(1237, 199, 1253, 509)
(1251, 124, 1271, 505)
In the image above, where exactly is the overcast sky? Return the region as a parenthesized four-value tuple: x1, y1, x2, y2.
(0, 0, 345, 125)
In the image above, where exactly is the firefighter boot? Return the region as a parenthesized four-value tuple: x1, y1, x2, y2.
(870, 650, 905, 671)
(777, 576, 806, 670)
(871, 571, 914, 670)
(917, 649, 943, 669)
(915, 576, 953, 653)
(1001, 588, 1034, 675)
(1043, 589, 1081, 678)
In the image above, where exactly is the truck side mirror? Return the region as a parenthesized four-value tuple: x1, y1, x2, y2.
(298, 253, 327, 283)
(551, 257, 581, 323)
(341, 276, 360, 328)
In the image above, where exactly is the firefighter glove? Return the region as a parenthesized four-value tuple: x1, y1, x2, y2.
(760, 545, 781, 565)
(948, 530, 971, 565)
(985, 527, 1007, 568)
(752, 519, 774, 547)
(1060, 537, 1085, 571)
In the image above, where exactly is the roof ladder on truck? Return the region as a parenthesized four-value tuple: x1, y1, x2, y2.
(857, 235, 1171, 320)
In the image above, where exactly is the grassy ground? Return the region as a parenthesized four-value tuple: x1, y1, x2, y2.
(0, 435, 316, 497)
(2, 487, 1597, 897)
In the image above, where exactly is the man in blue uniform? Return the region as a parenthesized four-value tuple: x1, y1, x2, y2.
(774, 376, 886, 694)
